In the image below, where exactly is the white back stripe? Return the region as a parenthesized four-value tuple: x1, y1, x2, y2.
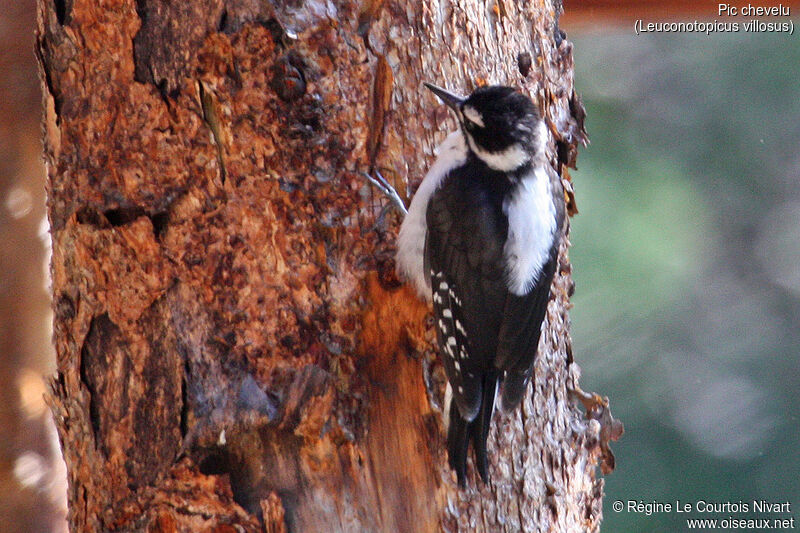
(503, 165, 557, 295)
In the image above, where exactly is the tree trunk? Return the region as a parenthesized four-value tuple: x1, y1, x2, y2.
(37, 0, 619, 531)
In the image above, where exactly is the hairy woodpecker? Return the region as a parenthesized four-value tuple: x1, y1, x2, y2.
(395, 83, 565, 486)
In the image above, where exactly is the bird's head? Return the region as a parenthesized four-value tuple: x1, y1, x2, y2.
(424, 83, 545, 173)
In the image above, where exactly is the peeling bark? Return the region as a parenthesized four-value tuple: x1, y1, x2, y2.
(37, 0, 619, 531)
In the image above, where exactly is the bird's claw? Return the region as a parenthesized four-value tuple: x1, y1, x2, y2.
(362, 169, 408, 216)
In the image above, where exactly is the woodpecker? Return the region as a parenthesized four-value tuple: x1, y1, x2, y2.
(393, 83, 566, 486)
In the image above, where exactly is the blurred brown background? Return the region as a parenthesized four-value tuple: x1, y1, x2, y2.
(1, 1, 66, 532)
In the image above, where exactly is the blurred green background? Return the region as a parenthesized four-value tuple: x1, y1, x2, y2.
(570, 31, 800, 531)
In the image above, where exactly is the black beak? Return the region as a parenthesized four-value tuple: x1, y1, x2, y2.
(423, 82, 465, 112)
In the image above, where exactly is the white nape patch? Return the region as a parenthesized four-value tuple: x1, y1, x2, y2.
(396, 131, 468, 299)
(503, 165, 557, 295)
(466, 117, 548, 172)
(462, 105, 485, 127)
(465, 133, 529, 172)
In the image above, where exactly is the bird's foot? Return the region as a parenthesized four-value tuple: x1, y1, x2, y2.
(362, 168, 408, 216)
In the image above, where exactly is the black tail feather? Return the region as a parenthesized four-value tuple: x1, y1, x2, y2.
(471, 373, 497, 482)
(447, 400, 470, 487)
(447, 374, 498, 486)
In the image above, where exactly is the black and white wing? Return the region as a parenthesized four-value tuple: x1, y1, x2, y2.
(494, 242, 559, 411)
(494, 163, 565, 411)
(425, 168, 511, 483)
(425, 171, 509, 422)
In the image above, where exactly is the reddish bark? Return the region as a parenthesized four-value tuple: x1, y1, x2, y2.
(37, 0, 619, 531)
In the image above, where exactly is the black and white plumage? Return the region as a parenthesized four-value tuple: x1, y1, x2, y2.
(396, 84, 565, 486)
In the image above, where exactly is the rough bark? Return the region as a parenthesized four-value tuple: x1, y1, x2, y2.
(37, 0, 620, 531)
